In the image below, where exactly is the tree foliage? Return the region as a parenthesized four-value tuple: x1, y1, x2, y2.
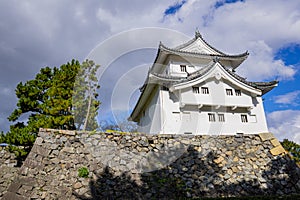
(5, 59, 101, 157)
(281, 139, 300, 163)
(73, 60, 100, 131)
(8, 60, 80, 131)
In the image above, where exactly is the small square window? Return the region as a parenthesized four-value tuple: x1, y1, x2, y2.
(235, 89, 241, 96)
(208, 113, 215, 122)
(226, 89, 233, 96)
(201, 87, 209, 94)
(249, 115, 257, 123)
(192, 86, 200, 94)
(241, 114, 248, 123)
(180, 65, 187, 72)
(161, 86, 169, 91)
(218, 114, 225, 122)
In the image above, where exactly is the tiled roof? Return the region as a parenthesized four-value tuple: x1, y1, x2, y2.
(160, 43, 249, 59)
(165, 30, 249, 59)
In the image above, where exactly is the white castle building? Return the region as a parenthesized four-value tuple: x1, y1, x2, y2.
(129, 31, 278, 135)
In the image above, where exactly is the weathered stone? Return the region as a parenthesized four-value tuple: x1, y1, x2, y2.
(35, 137, 44, 145)
(73, 182, 82, 189)
(61, 147, 74, 153)
(259, 132, 274, 141)
(231, 166, 238, 173)
(2, 130, 300, 199)
(213, 156, 224, 164)
(233, 156, 239, 162)
(270, 138, 281, 147)
(7, 182, 22, 192)
(224, 174, 231, 180)
(35, 146, 50, 156)
(58, 130, 76, 136)
(2, 191, 25, 200)
(270, 146, 286, 156)
(296, 180, 300, 190)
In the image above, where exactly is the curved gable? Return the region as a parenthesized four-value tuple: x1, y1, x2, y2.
(171, 62, 262, 96)
(178, 37, 224, 55)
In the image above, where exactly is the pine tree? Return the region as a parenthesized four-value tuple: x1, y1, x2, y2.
(5, 59, 101, 157)
(8, 60, 81, 132)
(73, 60, 100, 131)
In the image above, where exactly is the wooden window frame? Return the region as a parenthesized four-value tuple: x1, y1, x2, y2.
(235, 89, 241, 96)
(226, 89, 233, 96)
(241, 114, 248, 123)
(180, 65, 187, 72)
(201, 87, 209, 94)
(208, 113, 216, 122)
(192, 86, 200, 94)
(218, 114, 225, 122)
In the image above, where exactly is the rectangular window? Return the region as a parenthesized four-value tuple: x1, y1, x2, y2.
(249, 115, 257, 123)
(208, 113, 215, 122)
(218, 114, 225, 122)
(192, 86, 200, 94)
(161, 86, 169, 91)
(201, 87, 209, 94)
(180, 65, 187, 72)
(235, 89, 241, 96)
(226, 89, 233, 96)
(241, 114, 248, 123)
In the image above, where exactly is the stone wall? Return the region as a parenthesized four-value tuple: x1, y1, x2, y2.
(0, 147, 21, 198)
(2, 129, 300, 199)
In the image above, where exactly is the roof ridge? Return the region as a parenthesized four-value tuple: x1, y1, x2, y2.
(160, 42, 249, 58)
(171, 31, 249, 57)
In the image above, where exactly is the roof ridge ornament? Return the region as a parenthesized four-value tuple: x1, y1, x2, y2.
(195, 28, 202, 38)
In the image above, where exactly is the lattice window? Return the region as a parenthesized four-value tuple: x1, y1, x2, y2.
(241, 114, 248, 123)
(208, 113, 216, 122)
(192, 86, 200, 94)
(226, 89, 233, 96)
(201, 87, 209, 94)
(218, 114, 225, 122)
(161, 86, 169, 91)
(180, 65, 187, 72)
(235, 89, 241, 96)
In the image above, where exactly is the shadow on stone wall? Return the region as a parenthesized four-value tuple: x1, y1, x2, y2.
(73, 145, 300, 199)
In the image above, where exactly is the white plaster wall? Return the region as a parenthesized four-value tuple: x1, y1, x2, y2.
(161, 108, 268, 135)
(137, 89, 162, 134)
(160, 89, 182, 134)
(158, 79, 269, 135)
(180, 79, 253, 107)
(168, 62, 202, 77)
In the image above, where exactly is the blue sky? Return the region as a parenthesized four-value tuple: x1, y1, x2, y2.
(0, 0, 299, 143)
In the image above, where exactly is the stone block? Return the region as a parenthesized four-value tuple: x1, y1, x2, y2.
(2, 191, 25, 200)
(58, 129, 76, 135)
(270, 146, 286, 156)
(7, 182, 21, 192)
(35, 137, 43, 145)
(258, 132, 275, 141)
(213, 156, 224, 164)
(270, 138, 281, 147)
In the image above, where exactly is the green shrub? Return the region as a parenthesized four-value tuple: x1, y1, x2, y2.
(78, 166, 89, 178)
(281, 139, 300, 163)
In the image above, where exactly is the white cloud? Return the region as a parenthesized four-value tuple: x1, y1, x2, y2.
(186, 0, 300, 81)
(274, 90, 300, 105)
(267, 110, 300, 144)
(96, 0, 176, 33)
